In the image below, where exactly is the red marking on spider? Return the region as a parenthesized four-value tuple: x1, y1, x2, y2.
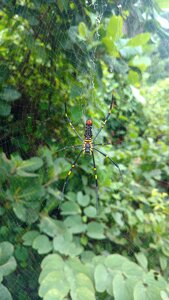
(86, 119, 92, 125)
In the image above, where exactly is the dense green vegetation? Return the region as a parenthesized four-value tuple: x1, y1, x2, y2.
(0, 0, 169, 299)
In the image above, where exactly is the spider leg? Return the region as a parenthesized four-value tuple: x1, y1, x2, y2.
(54, 145, 82, 156)
(93, 94, 115, 142)
(65, 102, 83, 142)
(92, 150, 99, 211)
(94, 147, 123, 180)
(94, 143, 112, 147)
(61, 150, 83, 202)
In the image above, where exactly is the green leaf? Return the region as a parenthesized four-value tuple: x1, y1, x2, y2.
(0, 88, 21, 102)
(0, 101, 11, 116)
(77, 192, 90, 207)
(87, 222, 105, 240)
(39, 217, 67, 237)
(113, 273, 136, 300)
(64, 216, 86, 234)
(61, 201, 81, 215)
(41, 254, 64, 271)
(156, 0, 169, 9)
(17, 157, 43, 172)
(130, 56, 151, 72)
(0, 284, 12, 300)
(0, 257, 17, 277)
(78, 22, 88, 40)
(107, 15, 123, 41)
(128, 70, 140, 85)
(94, 264, 108, 293)
(84, 206, 97, 218)
(104, 255, 128, 270)
(102, 15, 123, 56)
(134, 271, 167, 300)
(22, 230, 40, 246)
(39, 270, 70, 299)
(135, 253, 148, 270)
(32, 235, 53, 254)
(53, 235, 83, 257)
(127, 33, 151, 47)
(0, 242, 14, 265)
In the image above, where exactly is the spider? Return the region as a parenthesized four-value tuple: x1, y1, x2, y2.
(57, 95, 122, 209)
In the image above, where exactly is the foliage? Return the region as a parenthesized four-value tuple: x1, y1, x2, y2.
(0, 0, 169, 299)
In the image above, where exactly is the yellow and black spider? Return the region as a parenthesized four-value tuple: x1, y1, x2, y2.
(58, 95, 122, 208)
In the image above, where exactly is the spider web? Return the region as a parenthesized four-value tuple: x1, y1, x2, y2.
(0, 1, 154, 299)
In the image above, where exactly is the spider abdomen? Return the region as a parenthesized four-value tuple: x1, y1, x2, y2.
(84, 140, 93, 155)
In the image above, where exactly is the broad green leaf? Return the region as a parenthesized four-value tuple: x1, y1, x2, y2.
(105, 255, 128, 270)
(78, 22, 88, 40)
(43, 288, 66, 300)
(0, 284, 12, 300)
(87, 222, 105, 240)
(102, 15, 123, 56)
(16, 170, 39, 177)
(84, 206, 97, 218)
(0, 257, 17, 277)
(0, 101, 11, 116)
(156, 0, 169, 9)
(22, 230, 39, 246)
(32, 235, 53, 254)
(122, 261, 144, 278)
(128, 70, 140, 85)
(57, 0, 68, 12)
(41, 254, 64, 270)
(64, 215, 86, 234)
(134, 271, 167, 300)
(17, 157, 43, 172)
(94, 264, 108, 293)
(13, 203, 27, 222)
(39, 270, 69, 298)
(77, 192, 90, 207)
(70, 286, 95, 300)
(128, 33, 151, 47)
(61, 201, 81, 215)
(0, 88, 21, 101)
(107, 15, 123, 41)
(0, 242, 14, 265)
(113, 273, 136, 300)
(53, 235, 83, 257)
(135, 253, 148, 270)
(130, 56, 151, 72)
(39, 217, 67, 237)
